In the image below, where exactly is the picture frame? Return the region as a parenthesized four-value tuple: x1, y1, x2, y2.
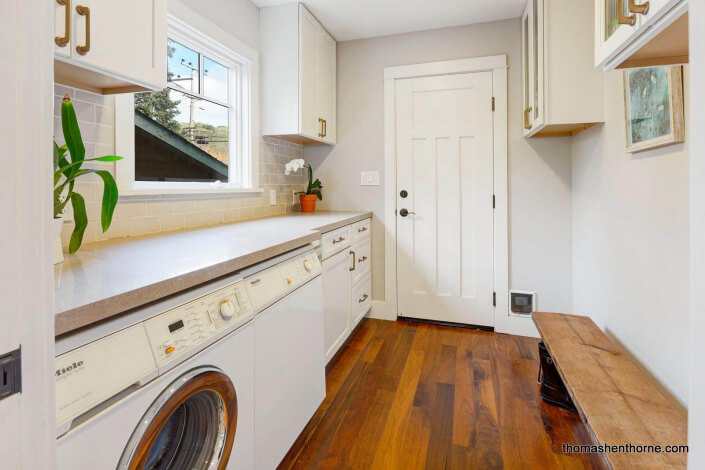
(623, 65, 685, 153)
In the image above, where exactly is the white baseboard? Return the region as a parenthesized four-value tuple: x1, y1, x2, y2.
(369, 300, 397, 321)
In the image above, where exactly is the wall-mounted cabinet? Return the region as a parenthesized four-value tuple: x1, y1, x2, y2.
(260, 4, 336, 146)
(522, 0, 604, 138)
(54, 0, 167, 94)
(595, 0, 688, 71)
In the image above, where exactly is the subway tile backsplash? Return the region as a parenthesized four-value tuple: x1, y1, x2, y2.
(54, 85, 307, 248)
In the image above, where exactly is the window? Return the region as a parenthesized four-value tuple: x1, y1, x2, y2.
(116, 16, 258, 194)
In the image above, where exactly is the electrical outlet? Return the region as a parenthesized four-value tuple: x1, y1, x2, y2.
(269, 189, 277, 206)
(360, 171, 380, 186)
(292, 190, 297, 205)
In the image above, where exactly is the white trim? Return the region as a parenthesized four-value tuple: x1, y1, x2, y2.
(383, 55, 508, 80)
(383, 55, 521, 334)
(115, 12, 260, 194)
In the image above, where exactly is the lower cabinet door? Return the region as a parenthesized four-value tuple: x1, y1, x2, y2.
(322, 249, 351, 363)
(351, 273, 372, 328)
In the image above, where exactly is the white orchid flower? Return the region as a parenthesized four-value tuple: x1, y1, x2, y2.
(285, 158, 306, 175)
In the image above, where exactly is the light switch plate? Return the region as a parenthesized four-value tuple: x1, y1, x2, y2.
(360, 171, 380, 186)
(269, 189, 277, 206)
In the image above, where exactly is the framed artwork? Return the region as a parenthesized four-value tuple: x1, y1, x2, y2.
(623, 65, 685, 153)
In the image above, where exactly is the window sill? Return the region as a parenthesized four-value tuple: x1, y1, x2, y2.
(118, 185, 265, 201)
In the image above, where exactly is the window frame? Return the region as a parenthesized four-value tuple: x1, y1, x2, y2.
(115, 15, 260, 196)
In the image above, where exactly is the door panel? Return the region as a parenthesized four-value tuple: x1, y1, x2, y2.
(396, 72, 494, 326)
(317, 30, 336, 143)
(322, 250, 351, 362)
(299, 7, 319, 138)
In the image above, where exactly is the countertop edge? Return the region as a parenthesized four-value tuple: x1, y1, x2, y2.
(55, 212, 373, 336)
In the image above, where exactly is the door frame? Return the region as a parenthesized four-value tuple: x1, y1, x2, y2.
(375, 55, 509, 332)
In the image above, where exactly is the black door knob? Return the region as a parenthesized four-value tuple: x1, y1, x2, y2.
(400, 190, 408, 198)
(399, 208, 415, 217)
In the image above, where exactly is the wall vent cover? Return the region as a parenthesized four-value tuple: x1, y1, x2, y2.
(510, 291, 535, 316)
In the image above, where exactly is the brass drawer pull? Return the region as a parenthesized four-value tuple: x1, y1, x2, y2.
(357, 255, 367, 263)
(55, 0, 70, 47)
(322, 119, 327, 137)
(358, 226, 367, 233)
(628, 0, 649, 14)
(76, 5, 90, 55)
(617, 0, 636, 25)
(331, 236, 345, 244)
(358, 294, 368, 303)
(349, 250, 356, 271)
(523, 106, 533, 130)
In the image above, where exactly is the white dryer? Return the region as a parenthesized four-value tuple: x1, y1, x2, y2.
(55, 269, 256, 469)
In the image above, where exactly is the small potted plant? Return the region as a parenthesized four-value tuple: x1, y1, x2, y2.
(285, 158, 322, 213)
(54, 95, 122, 263)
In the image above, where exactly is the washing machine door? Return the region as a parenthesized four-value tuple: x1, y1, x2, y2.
(119, 366, 237, 470)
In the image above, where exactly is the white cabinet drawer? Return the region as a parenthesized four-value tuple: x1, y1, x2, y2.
(321, 226, 351, 259)
(350, 218, 371, 243)
(349, 238, 370, 286)
(351, 273, 371, 328)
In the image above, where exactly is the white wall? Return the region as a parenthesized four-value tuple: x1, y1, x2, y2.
(174, 0, 260, 49)
(571, 69, 690, 410)
(689, 1, 705, 464)
(305, 19, 574, 313)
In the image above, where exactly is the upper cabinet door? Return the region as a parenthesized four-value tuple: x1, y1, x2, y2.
(299, 7, 320, 139)
(521, 3, 532, 134)
(530, 0, 545, 132)
(595, 0, 642, 67)
(54, 0, 166, 93)
(316, 30, 336, 144)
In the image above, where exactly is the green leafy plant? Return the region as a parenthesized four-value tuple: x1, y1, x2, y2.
(54, 95, 123, 253)
(285, 158, 322, 200)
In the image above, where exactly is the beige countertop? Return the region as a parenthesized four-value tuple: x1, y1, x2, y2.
(54, 210, 372, 336)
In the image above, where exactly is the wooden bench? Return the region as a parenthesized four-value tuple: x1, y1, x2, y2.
(533, 312, 688, 469)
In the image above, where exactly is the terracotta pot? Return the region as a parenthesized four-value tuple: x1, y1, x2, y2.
(299, 193, 317, 213)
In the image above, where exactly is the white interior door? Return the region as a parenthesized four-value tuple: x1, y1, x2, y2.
(395, 71, 495, 327)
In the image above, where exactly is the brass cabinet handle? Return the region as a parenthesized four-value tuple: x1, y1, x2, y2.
(55, 0, 70, 47)
(358, 293, 368, 303)
(628, 0, 649, 15)
(357, 255, 367, 263)
(332, 236, 345, 244)
(76, 5, 90, 55)
(358, 226, 367, 233)
(318, 118, 324, 138)
(617, 0, 636, 25)
(523, 106, 533, 130)
(349, 250, 356, 271)
(322, 119, 327, 137)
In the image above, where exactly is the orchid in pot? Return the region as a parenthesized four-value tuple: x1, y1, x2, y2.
(53, 95, 122, 263)
(285, 159, 322, 212)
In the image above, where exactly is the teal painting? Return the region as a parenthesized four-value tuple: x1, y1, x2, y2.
(628, 67, 671, 144)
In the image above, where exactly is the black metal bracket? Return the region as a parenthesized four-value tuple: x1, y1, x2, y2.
(0, 348, 21, 401)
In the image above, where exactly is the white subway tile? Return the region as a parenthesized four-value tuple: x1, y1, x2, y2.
(146, 201, 172, 217)
(131, 217, 160, 236)
(114, 202, 147, 220)
(160, 214, 185, 232)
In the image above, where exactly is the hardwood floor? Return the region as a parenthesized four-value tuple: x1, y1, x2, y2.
(279, 319, 604, 469)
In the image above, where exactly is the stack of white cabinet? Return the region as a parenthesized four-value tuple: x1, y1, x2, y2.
(260, 4, 336, 145)
(521, 0, 604, 137)
(320, 218, 372, 364)
(53, 0, 167, 94)
(594, 0, 688, 71)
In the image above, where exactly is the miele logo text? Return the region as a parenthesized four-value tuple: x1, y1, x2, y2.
(56, 361, 84, 377)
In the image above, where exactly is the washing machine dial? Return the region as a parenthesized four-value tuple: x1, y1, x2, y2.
(303, 258, 313, 272)
(219, 300, 238, 320)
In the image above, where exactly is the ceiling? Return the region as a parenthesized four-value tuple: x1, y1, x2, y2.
(250, 0, 526, 41)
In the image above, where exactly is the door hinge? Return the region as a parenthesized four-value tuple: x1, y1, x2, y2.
(492, 194, 496, 209)
(492, 97, 495, 111)
(0, 348, 21, 401)
(493, 292, 497, 307)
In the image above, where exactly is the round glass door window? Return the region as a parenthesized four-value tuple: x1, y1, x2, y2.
(119, 367, 238, 470)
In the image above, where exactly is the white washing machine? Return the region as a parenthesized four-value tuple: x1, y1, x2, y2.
(55, 244, 324, 470)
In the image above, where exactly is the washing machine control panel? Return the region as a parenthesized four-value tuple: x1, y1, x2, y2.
(144, 280, 253, 367)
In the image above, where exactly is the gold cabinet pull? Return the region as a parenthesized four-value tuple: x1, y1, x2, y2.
(617, 0, 636, 25)
(523, 106, 533, 130)
(349, 250, 356, 271)
(55, 0, 70, 47)
(358, 226, 367, 233)
(357, 255, 367, 263)
(318, 118, 324, 137)
(628, 0, 649, 15)
(76, 5, 90, 55)
(358, 293, 368, 303)
(322, 119, 327, 137)
(332, 236, 345, 244)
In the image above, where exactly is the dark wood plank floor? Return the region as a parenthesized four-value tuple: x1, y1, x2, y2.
(279, 319, 604, 469)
